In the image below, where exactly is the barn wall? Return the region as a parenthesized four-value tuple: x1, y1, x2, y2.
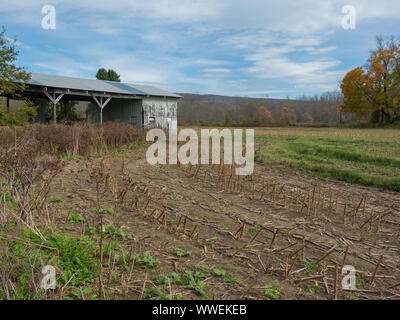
(0, 97, 47, 123)
(0, 97, 29, 113)
(33, 98, 48, 123)
(91, 98, 143, 128)
(142, 97, 178, 130)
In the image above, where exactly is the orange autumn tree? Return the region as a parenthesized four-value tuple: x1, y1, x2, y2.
(340, 67, 370, 118)
(300, 112, 313, 123)
(280, 106, 297, 122)
(256, 106, 273, 122)
(340, 36, 400, 124)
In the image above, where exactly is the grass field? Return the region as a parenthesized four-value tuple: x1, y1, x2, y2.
(254, 128, 400, 191)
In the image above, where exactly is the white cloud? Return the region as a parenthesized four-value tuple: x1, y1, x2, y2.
(2, 0, 400, 96)
(180, 59, 231, 67)
(203, 68, 230, 73)
(243, 48, 342, 77)
(34, 58, 97, 77)
(305, 46, 337, 55)
(1, 0, 398, 33)
(220, 27, 344, 91)
(2, 0, 400, 31)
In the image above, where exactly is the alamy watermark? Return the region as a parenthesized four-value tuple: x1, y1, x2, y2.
(40, 5, 355, 31)
(342, 265, 356, 290)
(342, 5, 356, 30)
(146, 127, 254, 176)
(41, 265, 56, 290)
(41, 5, 56, 30)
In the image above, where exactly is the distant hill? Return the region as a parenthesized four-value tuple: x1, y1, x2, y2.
(177, 93, 288, 108)
(176, 92, 341, 124)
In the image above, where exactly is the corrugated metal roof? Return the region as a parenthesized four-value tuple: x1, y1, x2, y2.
(123, 83, 182, 98)
(28, 73, 181, 98)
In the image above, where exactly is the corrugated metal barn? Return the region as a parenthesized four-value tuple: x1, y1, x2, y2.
(18, 73, 181, 129)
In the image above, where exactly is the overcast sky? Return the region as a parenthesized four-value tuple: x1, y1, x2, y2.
(1, 0, 399, 98)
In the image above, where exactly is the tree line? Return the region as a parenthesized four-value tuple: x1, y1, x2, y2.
(178, 92, 342, 126)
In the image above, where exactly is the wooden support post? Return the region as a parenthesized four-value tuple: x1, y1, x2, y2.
(92, 94, 112, 124)
(43, 90, 65, 124)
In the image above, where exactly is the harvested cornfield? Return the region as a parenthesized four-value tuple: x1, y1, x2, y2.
(1, 126, 399, 300)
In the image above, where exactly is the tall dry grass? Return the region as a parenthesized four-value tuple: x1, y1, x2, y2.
(0, 121, 147, 157)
